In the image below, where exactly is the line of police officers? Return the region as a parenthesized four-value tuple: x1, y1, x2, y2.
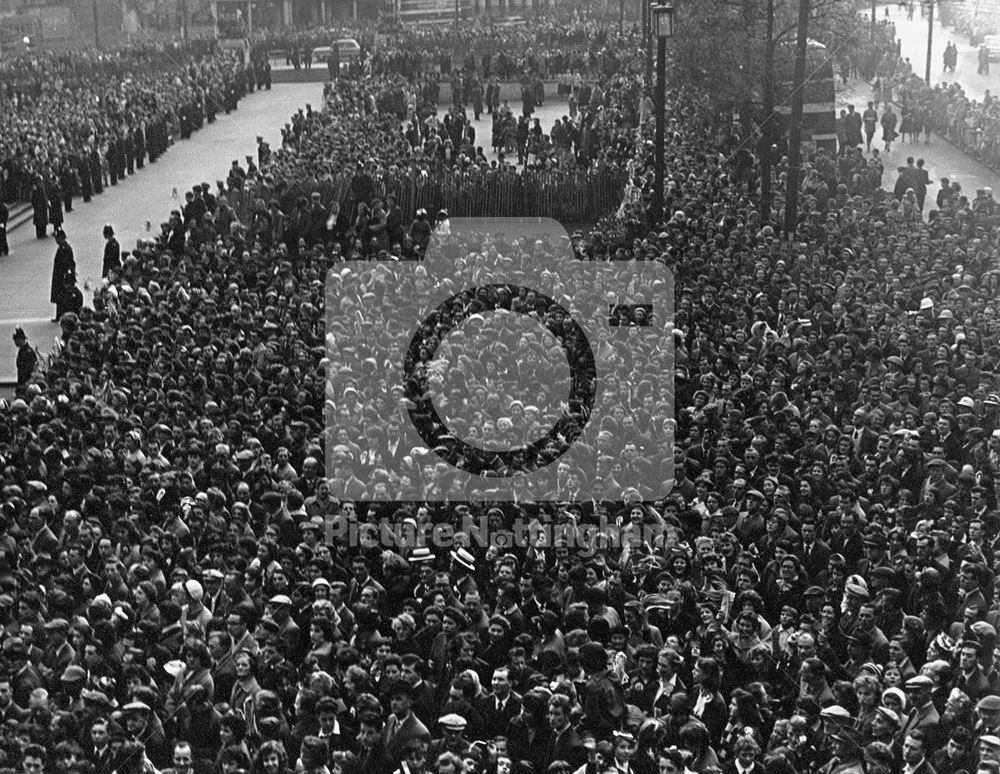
(26, 61, 264, 243)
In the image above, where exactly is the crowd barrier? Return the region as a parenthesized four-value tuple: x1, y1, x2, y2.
(229, 165, 627, 225)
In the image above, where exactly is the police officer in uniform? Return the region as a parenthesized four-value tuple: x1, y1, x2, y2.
(124, 125, 135, 175)
(50, 229, 76, 322)
(78, 151, 93, 203)
(12, 328, 38, 394)
(59, 158, 78, 213)
(89, 145, 103, 194)
(102, 225, 121, 278)
(134, 121, 146, 169)
(31, 177, 49, 239)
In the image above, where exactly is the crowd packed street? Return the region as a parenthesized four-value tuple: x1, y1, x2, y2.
(7, 6, 1000, 774)
(0, 44, 268, 211)
(0, 81, 321, 380)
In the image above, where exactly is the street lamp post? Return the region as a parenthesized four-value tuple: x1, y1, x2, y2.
(925, 0, 934, 84)
(643, 0, 652, 87)
(650, 2, 674, 228)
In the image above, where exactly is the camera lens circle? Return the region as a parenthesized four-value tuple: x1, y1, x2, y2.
(403, 284, 596, 476)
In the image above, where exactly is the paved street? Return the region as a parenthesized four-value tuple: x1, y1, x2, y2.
(0, 82, 321, 386)
(1, 29, 998, 385)
(440, 68, 1000, 202)
(883, 3, 996, 101)
(837, 76, 1000, 206)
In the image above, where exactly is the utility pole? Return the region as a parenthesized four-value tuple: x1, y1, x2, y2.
(760, 0, 774, 221)
(644, 0, 652, 86)
(93, 0, 100, 46)
(783, 0, 808, 238)
(925, 0, 934, 84)
(649, 3, 673, 227)
(871, 0, 875, 39)
(651, 31, 666, 226)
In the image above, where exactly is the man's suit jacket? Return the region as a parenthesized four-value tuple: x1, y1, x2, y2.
(11, 663, 43, 708)
(410, 680, 437, 726)
(0, 701, 29, 724)
(383, 712, 430, 764)
(476, 691, 522, 738)
(900, 702, 940, 740)
(32, 526, 59, 556)
(953, 667, 991, 702)
(797, 540, 832, 584)
(507, 715, 550, 766)
(908, 760, 938, 774)
(542, 725, 587, 772)
(353, 742, 391, 774)
(88, 746, 115, 774)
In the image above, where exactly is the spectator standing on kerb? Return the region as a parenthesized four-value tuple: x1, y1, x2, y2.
(11, 327, 37, 394)
(49, 228, 75, 322)
(102, 224, 121, 278)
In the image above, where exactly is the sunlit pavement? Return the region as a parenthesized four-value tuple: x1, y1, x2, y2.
(0, 82, 322, 384)
(1, 22, 996, 383)
(882, 3, 996, 101)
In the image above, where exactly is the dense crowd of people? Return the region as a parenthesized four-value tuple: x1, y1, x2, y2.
(891, 74, 1000, 173)
(227, 29, 643, 231)
(834, 18, 1000, 179)
(0, 44, 268, 236)
(10, 9, 1000, 774)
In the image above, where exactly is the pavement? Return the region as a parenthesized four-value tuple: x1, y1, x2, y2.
(835, 75, 1000, 204)
(824, 5, 1000, 217)
(883, 4, 997, 101)
(0, 17, 997, 385)
(0, 82, 322, 386)
(434, 93, 572, 169)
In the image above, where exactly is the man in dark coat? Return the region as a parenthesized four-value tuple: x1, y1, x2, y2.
(385, 194, 404, 247)
(31, 179, 48, 239)
(0, 199, 7, 256)
(135, 122, 146, 169)
(50, 229, 76, 322)
(89, 146, 103, 195)
(48, 181, 63, 233)
(59, 160, 77, 213)
(541, 694, 586, 771)
(102, 225, 121, 278)
(77, 154, 92, 203)
(12, 328, 37, 393)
